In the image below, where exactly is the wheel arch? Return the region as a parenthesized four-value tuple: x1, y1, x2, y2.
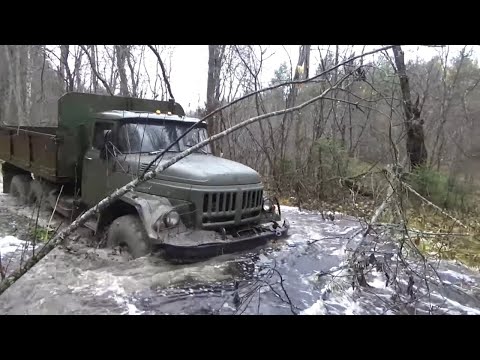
(1, 162, 31, 193)
(97, 191, 174, 239)
(97, 198, 140, 234)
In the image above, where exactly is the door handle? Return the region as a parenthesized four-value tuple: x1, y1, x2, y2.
(85, 156, 93, 161)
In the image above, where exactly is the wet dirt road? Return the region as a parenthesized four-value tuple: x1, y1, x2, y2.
(1, 188, 480, 315)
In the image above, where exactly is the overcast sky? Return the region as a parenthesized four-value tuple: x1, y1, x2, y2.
(167, 45, 474, 112)
(49, 45, 476, 113)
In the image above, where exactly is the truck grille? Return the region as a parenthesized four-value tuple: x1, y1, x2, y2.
(202, 189, 263, 225)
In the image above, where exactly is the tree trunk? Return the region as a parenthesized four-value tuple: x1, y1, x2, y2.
(25, 46, 32, 118)
(89, 46, 98, 93)
(392, 45, 428, 170)
(206, 45, 225, 156)
(126, 46, 139, 98)
(14, 46, 25, 125)
(74, 47, 83, 91)
(60, 45, 74, 92)
(59, 45, 66, 82)
(2, 45, 14, 123)
(293, 45, 310, 171)
(115, 45, 129, 96)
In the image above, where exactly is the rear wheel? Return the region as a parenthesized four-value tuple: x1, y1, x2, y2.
(9, 174, 31, 204)
(28, 180, 53, 209)
(106, 214, 151, 259)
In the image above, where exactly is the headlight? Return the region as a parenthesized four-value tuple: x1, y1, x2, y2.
(262, 198, 274, 212)
(164, 211, 180, 227)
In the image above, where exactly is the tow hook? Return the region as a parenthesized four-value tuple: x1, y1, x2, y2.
(267, 220, 287, 236)
(220, 227, 227, 240)
(269, 222, 278, 232)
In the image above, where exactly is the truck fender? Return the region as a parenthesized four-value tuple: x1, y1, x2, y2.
(118, 191, 180, 241)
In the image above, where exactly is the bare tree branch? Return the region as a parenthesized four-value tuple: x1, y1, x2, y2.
(201, 46, 394, 127)
(79, 45, 114, 96)
(141, 46, 392, 184)
(147, 45, 175, 101)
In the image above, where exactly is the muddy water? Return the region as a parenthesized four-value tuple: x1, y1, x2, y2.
(1, 188, 480, 314)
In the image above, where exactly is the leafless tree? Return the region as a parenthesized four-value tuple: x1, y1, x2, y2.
(392, 45, 428, 170)
(206, 45, 226, 155)
(115, 45, 130, 97)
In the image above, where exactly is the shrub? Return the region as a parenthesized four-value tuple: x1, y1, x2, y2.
(407, 166, 472, 211)
(315, 138, 350, 178)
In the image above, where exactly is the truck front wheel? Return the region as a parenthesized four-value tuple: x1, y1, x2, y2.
(106, 215, 151, 259)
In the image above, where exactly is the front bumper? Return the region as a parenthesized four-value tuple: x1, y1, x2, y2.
(161, 219, 290, 260)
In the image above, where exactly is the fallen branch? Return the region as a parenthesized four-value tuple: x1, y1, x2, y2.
(341, 178, 374, 198)
(349, 168, 397, 273)
(401, 181, 468, 229)
(371, 180, 395, 224)
(0, 71, 353, 297)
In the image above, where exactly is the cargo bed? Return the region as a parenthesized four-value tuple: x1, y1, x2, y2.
(0, 125, 62, 183)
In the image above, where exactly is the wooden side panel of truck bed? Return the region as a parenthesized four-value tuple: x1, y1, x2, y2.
(0, 126, 58, 181)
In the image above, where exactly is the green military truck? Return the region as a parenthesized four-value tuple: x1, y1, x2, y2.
(0, 93, 289, 259)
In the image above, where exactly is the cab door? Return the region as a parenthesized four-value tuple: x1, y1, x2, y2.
(81, 121, 115, 207)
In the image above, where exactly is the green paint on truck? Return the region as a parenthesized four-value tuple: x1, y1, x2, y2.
(0, 92, 289, 260)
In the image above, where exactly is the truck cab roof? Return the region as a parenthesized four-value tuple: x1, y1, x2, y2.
(95, 110, 200, 124)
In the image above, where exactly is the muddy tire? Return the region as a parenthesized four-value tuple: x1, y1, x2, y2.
(9, 174, 31, 204)
(107, 215, 151, 259)
(28, 180, 51, 209)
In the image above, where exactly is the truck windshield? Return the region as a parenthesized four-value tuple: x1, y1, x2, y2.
(118, 122, 211, 154)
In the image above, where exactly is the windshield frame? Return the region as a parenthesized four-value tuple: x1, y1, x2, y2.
(116, 118, 212, 155)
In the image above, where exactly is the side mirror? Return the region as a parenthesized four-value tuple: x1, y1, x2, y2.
(100, 130, 113, 160)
